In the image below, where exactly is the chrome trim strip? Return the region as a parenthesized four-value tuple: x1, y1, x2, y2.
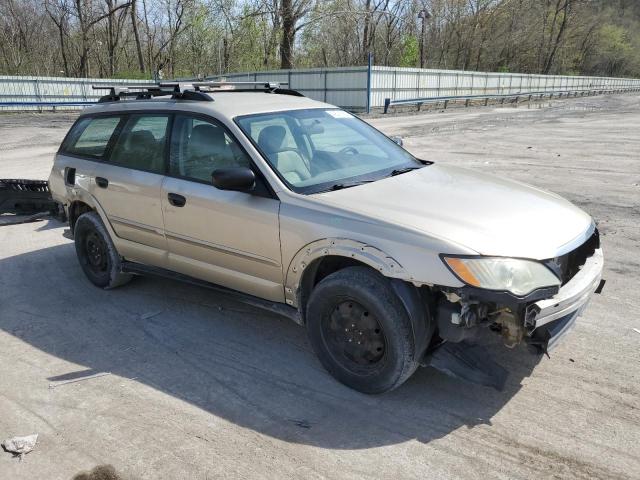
(553, 221, 596, 257)
(165, 231, 281, 267)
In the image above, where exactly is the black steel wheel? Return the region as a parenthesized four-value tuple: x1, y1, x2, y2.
(324, 300, 387, 374)
(74, 211, 131, 289)
(306, 266, 418, 394)
(83, 230, 109, 276)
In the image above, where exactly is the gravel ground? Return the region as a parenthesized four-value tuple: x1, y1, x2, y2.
(0, 95, 639, 479)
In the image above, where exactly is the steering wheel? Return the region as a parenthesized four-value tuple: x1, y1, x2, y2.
(339, 146, 359, 155)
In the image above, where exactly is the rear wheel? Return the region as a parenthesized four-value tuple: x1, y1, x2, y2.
(306, 267, 418, 394)
(74, 211, 131, 289)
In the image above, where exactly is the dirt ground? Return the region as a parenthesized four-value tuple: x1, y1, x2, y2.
(0, 95, 639, 479)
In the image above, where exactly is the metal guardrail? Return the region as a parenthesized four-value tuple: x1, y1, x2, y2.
(383, 87, 640, 114)
(1, 84, 639, 113)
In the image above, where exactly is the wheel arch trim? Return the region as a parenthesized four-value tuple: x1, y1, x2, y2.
(284, 237, 409, 308)
(68, 192, 116, 238)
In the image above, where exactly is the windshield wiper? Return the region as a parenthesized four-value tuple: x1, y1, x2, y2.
(319, 167, 422, 193)
(389, 166, 422, 177)
(328, 180, 375, 191)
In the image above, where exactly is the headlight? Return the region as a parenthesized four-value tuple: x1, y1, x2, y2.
(442, 256, 560, 296)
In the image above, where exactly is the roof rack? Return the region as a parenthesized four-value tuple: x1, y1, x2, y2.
(92, 81, 303, 103)
(172, 80, 287, 90)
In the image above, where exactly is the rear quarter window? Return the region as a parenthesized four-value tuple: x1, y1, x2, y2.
(62, 116, 122, 159)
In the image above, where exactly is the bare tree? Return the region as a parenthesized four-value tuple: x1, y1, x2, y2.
(50, 0, 131, 76)
(541, 0, 576, 74)
(279, 0, 314, 69)
(83, 0, 131, 76)
(130, 0, 145, 72)
(44, 0, 72, 75)
(0, 0, 47, 73)
(3, 0, 640, 79)
(103, 0, 131, 75)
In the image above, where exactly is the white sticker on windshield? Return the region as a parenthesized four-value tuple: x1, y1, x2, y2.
(327, 110, 353, 119)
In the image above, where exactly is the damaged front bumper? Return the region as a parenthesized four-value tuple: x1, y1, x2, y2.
(427, 248, 604, 389)
(525, 248, 604, 350)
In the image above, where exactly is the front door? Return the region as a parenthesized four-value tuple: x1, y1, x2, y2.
(161, 113, 283, 301)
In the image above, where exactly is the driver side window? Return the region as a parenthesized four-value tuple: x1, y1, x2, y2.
(169, 115, 250, 183)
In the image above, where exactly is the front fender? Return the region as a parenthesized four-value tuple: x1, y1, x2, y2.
(284, 237, 409, 308)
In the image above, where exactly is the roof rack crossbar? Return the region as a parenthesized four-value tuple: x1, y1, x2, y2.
(160, 81, 288, 91)
(92, 80, 301, 103)
(93, 84, 175, 102)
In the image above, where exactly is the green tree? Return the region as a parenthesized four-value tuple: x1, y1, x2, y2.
(399, 35, 418, 67)
(590, 24, 637, 76)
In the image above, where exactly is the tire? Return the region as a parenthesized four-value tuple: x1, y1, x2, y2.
(306, 266, 418, 394)
(74, 211, 132, 289)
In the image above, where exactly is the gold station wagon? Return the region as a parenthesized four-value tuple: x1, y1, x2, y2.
(48, 82, 604, 393)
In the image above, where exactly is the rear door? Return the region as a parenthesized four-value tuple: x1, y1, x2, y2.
(161, 113, 283, 301)
(52, 115, 121, 208)
(87, 113, 171, 266)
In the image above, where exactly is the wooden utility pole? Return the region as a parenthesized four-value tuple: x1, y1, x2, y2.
(418, 9, 431, 69)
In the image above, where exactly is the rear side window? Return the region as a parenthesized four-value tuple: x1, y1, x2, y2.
(63, 116, 122, 159)
(108, 114, 170, 173)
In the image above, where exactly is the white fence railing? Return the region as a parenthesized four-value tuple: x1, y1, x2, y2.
(370, 66, 640, 108)
(220, 67, 369, 110)
(2, 67, 639, 112)
(0, 76, 154, 111)
(221, 66, 640, 111)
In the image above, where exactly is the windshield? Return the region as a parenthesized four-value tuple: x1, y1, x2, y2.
(236, 108, 423, 194)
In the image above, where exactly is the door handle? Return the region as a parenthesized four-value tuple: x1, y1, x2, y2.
(95, 177, 109, 188)
(167, 193, 186, 207)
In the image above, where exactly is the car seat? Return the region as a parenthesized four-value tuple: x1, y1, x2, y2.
(186, 124, 234, 180)
(257, 125, 310, 184)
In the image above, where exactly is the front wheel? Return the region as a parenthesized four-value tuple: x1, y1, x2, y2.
(74, 211, 132, 289)
(306, 267, 418, 394)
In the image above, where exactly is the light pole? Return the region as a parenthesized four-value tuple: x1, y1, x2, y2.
(418, 9, 431, 69)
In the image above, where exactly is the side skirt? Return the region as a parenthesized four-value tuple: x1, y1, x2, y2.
(121, 261, 302, 325)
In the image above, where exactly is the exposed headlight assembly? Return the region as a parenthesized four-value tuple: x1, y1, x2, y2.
(442, 256, 561, 296)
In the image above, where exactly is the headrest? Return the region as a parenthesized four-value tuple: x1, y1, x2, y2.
(189, 123, 226, 156)
(257, 125, 286, 154)
(125, 130, 156, 150)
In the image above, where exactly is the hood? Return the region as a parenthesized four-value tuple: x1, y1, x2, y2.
(313, 164, 593, 259)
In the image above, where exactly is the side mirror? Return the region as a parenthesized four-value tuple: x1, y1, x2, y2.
(212, 167, 256, 192)
(390, 135, 404, 147)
